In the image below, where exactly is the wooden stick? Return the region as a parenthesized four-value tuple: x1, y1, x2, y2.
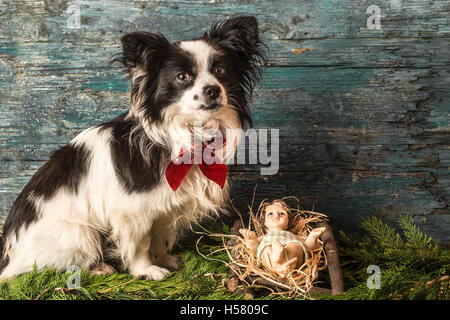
(317, 222, 344, 295)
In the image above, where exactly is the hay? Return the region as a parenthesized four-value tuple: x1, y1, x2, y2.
(195, 196, 329, 299)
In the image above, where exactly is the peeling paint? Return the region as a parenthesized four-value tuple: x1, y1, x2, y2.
(291, 47, 314, 54)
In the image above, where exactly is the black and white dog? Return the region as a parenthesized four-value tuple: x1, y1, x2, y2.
(0, 16, 264, 280)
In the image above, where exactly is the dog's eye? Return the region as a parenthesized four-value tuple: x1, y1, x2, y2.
(176, 72, 191, 82)
(214, 65, 225, 75)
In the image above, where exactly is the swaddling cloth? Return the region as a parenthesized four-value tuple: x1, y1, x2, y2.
(256, 230, 309, 262)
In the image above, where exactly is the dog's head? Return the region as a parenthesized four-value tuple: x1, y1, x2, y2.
(115, 16, 265, 139)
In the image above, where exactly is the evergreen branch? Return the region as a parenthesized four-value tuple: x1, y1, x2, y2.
(360, 216, 403, 250)
(398, 215, 438, 255)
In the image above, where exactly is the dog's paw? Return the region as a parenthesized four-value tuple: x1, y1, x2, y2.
(89, 262, 116, 276)
(137, 265, 170, 281)
(159, 254, 182, 270)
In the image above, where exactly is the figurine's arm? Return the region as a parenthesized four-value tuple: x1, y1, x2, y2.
(239, 229, 262, 254)
(304, 227, 326, 251)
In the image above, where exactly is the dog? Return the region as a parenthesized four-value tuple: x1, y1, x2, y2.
(0, 16, 265, 280)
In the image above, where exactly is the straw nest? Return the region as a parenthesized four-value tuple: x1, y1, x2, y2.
(195, 196, 329, 299)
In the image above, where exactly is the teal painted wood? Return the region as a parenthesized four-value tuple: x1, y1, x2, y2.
(0, 0, 449, 242)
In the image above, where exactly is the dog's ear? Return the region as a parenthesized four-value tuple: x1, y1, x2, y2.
(116, 32, 170, 76)
(205, 16, 260, 59)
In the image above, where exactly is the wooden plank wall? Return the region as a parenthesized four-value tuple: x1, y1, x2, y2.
(0, 0, 449, 242)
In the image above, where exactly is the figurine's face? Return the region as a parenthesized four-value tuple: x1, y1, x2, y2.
(264, 202, 289, 231)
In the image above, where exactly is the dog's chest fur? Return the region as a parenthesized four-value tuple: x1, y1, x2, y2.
(70, 120, 229, 232)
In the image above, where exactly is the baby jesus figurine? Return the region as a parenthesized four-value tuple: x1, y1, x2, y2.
(239, 199, 325, 278)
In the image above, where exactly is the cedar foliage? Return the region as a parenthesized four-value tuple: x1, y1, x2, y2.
(329, 215, 449, 300)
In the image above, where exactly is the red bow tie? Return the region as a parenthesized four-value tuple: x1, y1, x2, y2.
(165, 140, 228, 191)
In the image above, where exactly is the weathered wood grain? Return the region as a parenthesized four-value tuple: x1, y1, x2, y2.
(0, 0, 448, 242)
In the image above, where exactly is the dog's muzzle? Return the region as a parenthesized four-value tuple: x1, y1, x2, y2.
(200, 85, 223, 111)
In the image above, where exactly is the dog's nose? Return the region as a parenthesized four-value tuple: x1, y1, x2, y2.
(203, 85, 220, 100)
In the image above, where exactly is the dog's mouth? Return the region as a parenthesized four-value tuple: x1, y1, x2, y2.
(200, 103, 222, 112)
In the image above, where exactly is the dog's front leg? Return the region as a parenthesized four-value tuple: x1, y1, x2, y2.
(150, 217, 182, 270)
(119, 226, 170, 280)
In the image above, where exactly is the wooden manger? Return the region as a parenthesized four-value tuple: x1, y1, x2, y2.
(223, 216, 344, 299)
